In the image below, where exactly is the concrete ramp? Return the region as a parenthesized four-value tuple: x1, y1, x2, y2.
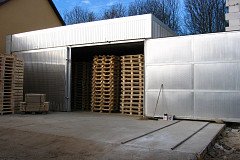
(120, 120, 224, 159)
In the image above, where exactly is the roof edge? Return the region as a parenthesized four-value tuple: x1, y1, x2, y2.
(48, 0, 65, 26)
(0, 0, 65, 25)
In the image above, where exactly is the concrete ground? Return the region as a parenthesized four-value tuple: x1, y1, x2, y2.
(0, 112, 224, 160)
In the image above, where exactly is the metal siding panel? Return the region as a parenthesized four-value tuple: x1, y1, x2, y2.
(11, 14, 173, 52)
(145, 91, 194, 117)
(12, 15, 152, 51)
(6, 35, 11, 53)
(145, 31, 240, 122)
(195, 63, 240, 90)
(194, 92, 240, 119)
(194, 32, 240, 62)
(145, 37, 193, 64)
(14, 48, 67, 111)
(146, 65, 193, 90)
(152, 15, 176, 38)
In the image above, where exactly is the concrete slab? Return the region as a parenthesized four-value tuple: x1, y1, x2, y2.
(124, 121, 224, 156)
(124, 121, 208, 150)
(0, 112, 225, 160)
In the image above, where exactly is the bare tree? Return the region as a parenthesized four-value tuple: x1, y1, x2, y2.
(128, 0, 182, 34)
(165, 0, 182, 34)
(64, 6, 97, 25)
(184, 0, 226, 34)
(102, 3, 127, 19)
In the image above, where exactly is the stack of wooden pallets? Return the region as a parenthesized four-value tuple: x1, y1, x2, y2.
(81, 62, 92, 111)
(71, 61, 92, 111)
(0, 54, 15, 115)
(14, 58, 24, 112)
(91, 55, 120, 113)
(71, 63, 82, 111)
(120, 54, 144, 115)
(0, 55, 4, 114)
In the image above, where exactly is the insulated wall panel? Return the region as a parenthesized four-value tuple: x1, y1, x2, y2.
(7, 14, 176, 52)
(145, 31, 240, 122)
(14, 48, 67, 111)
(194, 92, 240, 119)
(152, 15, 176, 38)
(145, 91, 194, 118)
(194, 63, 240, 90)
(146, 65, 193, 90)
(10, 14, 174, 52)
(11, 15, 152, 52)
(193, 33, 240, 62)
(145, 36, 193, 64)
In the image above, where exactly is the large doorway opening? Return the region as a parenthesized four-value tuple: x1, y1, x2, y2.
(71, 41, 144, 114)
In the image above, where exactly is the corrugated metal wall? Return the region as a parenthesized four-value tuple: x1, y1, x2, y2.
(9, 14, 175, 53)
(11, 14, 175, 112)
(14, 48, 68, 111)
(152, 16, 176, 38)
(145, 31, 240, 122)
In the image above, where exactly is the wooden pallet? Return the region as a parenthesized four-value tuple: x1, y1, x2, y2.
(13, 57, 24, 112)
(91, 55, 120, 113)
(0, 54, 16, 115)
(20, 101, 49, 114)
(120, 54, 144, 116)
(71, 61, 92, 111)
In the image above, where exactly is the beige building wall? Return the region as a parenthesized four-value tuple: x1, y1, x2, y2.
(0, 0, 63, 53)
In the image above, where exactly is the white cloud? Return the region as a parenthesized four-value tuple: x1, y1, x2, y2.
(82, 0, 90, 4)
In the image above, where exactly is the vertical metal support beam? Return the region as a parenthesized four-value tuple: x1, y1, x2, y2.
(143, 41, 147, 117)
(65, 47, 72, 112)
(6, 35, 12, 54)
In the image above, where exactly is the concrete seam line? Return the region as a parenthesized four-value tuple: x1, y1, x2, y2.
(171, 122, 210, 150)
(121, 120, 181, 144)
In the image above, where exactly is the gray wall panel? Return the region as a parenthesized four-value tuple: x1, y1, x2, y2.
(14, 48, 67, 111)
(193, 33, 240, 62)
(10, 14, 175, 52)
(194, 92, 240, 119)
(145, 91, 194, 117)
(146, 65, 193, 90)
(145, 31, 240, 122)
(194, 63, 240, 90)
(145, 36, 193, 64)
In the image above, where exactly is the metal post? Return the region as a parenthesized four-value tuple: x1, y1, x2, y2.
(65, 47, 72, 112)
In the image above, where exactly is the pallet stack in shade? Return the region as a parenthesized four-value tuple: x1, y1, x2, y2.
(0, 54, 15, 115)
(14, 58, 24, 112)
(71, 61, 92, 111)
(91, 55, 120, 113)
(0, 55, 4, 114)
(120, 54, 144, 115)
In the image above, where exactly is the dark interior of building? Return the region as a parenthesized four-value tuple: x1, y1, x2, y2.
(71, 42, 144, 111)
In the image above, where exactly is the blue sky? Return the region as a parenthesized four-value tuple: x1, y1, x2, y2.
(52, 0, 137, 16)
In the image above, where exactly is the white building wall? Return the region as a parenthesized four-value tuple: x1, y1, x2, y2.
(10, 14, 175, 52)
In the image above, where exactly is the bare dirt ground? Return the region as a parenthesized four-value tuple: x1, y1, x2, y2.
(0, 127, 107, 160)
(205, 123, 240, 160)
